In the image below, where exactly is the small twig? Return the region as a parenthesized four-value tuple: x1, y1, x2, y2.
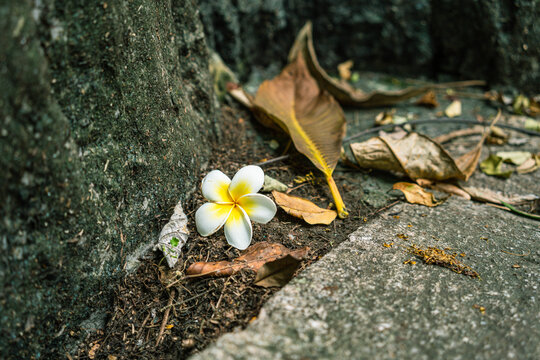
(161, 290, 211, 311)
(156, 289, 175, 347)
(255, 154, 291, 166)
(372, 200, 401, 215)
(212, 278, 231, 319)
(286, 182, 308, 194)
(500, 250, 531, 257)
(434, 126, 484, 144)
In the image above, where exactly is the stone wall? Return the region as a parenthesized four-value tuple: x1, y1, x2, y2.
(199, 0, 539, 92)
(0, 0, 215, 357)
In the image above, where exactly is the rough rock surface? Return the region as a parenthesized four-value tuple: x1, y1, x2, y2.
(0, 1, 215, 357)
(193, 197, 540, 359)
(199, 0, 539, 92)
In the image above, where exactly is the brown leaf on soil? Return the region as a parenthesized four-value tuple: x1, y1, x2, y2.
(415, 90, 439, 108)
(254, 255, 301, 288)
(186, 242, 309, 278)
(288, 22, 485, 107)
(272, 190, 337, 225)
(252, 54, 348, 218)
(393, 182, 443, 207)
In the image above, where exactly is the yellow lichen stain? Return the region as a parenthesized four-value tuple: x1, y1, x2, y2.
(473, 304, 486, 314)
(408, 244, 479, 278)
(396, 233, 409, 240)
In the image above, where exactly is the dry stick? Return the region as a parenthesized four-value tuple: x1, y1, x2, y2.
(500, 250, 531, 257)
(212, 278, 231, 319)
(156, 289, 175, 347)
(434, 126, 484, 144)
(255, 118, 540, 167)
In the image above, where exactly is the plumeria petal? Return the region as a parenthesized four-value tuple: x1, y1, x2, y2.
(201, 170, 233, 203)
(195, 203, 234, 236)
(228, 165, 265, 201)
(237, 193, 277, 224)
(224, 206, 252, 250)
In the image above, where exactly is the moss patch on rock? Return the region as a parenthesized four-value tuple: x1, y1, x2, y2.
(0, 1, 216, 357)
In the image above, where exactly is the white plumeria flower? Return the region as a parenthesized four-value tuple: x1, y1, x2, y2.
(195, 165, 277, 250)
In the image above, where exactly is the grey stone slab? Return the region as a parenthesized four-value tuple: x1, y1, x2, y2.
(193, 198, 540, 360)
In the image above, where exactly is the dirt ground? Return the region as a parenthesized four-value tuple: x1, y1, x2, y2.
(78, 104, 390, 360)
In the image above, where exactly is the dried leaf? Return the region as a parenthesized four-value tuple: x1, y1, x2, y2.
(415, 90, 439, 108)
(393, 182, 443, 207)
(516, 154, 540, 174)
(156, 200, 189, 268)
(272, 190, 337, 225)
(460, 186, 539, 205)
(496, 151, 532, 166)
(262, 175, 289, 192)
(253, 54, 348, 217)
(350, 132, 485, 181)
(525, 118, 540, 132)
(288, 22, 485, 107)
(427, 182, 471, 200)
(375, 110, 395, 126)
(444, 100, 462, 118)
(337, 60, 354, 81)
(479, 155, 513, 178)
(254, 255, 301, 287)
(186, 242, 309, 277)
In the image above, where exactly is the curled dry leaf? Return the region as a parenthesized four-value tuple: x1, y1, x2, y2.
(288, 22, 485, 107)
(186, 242, 309, 277)
(252, 54, 348, 218)
(415, 90, 439, 108)
(254, 255, 302, 288)
(351, 132, 484, 181)
(516, 154, 540, 174)
(351, 111, 500, 182)
(460, 186, 539, 205)
(444, 100, 462, 118)
(393, 182, 443, 207)
(479, 155, 513, 178)
(496, 151, 532, 166)
(262, 175, 289, 192)
(156, 200, 189, 268)
(272, 190, 337, 225)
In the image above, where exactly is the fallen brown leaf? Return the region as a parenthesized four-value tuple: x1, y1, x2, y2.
(516, 154, 540, 174)
(393, 182, 443, 207)
(288, 22, 485, 107)
(415, 90, 439, 108)
(459, 186, 539, 205)
(351, 133, 478, 181)
(254, 255, 301, 287)
(272, 190, 337, 225)
(186, 242, 309, 277)
(253, 55, 348, 217)
(351, 112, 500, 181)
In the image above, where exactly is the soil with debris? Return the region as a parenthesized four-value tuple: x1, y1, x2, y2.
(79, 105, 388, 360)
